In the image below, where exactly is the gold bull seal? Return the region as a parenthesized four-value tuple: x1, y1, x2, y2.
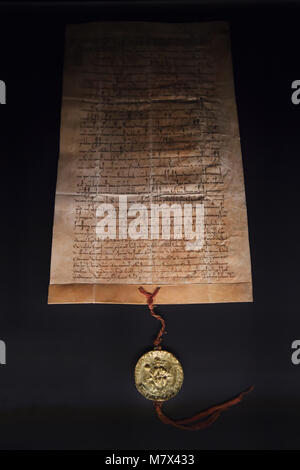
(134, 350, 184, 402)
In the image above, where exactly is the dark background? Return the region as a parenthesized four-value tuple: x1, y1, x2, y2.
(0, 0, 299, 450)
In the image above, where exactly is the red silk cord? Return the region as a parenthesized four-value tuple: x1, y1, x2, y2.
(138, 286, 165, 349)
(138, 286, 254, 431)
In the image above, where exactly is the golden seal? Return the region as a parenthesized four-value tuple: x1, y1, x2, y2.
(134, 350, 184, 402)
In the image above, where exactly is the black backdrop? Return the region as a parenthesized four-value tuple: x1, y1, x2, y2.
(0, 0, 300, 450)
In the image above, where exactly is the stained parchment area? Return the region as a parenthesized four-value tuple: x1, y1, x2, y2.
(48, 21, 252, 304)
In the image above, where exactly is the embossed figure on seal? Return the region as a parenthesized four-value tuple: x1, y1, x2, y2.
(135, 350, 184, 402)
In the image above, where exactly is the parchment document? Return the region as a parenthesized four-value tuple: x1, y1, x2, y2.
(48, 21, 252, 304)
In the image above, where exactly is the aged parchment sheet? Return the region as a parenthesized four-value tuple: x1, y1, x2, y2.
(48, 21, 252, 304)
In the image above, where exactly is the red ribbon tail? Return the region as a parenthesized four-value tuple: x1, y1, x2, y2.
(154, 385, 254, 431)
